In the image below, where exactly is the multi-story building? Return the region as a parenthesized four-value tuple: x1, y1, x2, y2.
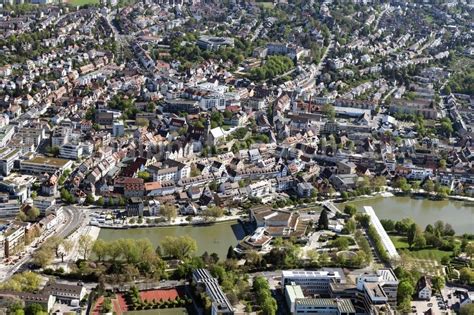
(0, 221, 29, 258)
(60, 143, 83, 160)
(0, 147, 21, 176)
(193, 269, 234, 315)
(33, 196, 56, 215)
(282, 270, 343, 294)
(294, 298, 356, 315)
(0, 125, 15, 148)
(197, 36, 234, 51)
(20, 156, 73, 174)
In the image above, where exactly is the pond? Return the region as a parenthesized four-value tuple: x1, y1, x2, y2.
(98, 220, 246, 259)
(345, 196, 474, 234)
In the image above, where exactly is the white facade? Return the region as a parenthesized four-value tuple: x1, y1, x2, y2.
(60, 143, 83, 159)
(282, 270, 342, 294)
(0, 147, 21, 176)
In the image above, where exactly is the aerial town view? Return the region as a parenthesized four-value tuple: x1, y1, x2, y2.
(0, 0, 472, 314)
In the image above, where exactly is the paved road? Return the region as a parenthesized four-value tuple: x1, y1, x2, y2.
(57, 206, 85, 238)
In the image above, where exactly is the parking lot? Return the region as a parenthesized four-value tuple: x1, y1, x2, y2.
(411, 295, 448, 314)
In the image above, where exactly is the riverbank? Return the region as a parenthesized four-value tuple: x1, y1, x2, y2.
(97, 220, 246, 259)
(348, 196, 473, 235)
(94, 214, 242, 229)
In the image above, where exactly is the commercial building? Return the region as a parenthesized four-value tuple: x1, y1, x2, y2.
(197, 36, 235, 51)
(20, 156, 73, 174)
(282, 270, 343, 294)
(193, 269, 233, 315)
(294, 298, 355, 315)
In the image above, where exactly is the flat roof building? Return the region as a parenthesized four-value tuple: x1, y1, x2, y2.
(193, 269, 234, 315)
(282, 270, 343, 294)
(363, 206, 400, 260)
(20, 156, 73, 174)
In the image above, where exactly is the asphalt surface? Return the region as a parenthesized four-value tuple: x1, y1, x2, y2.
(57, 206, 85, 238)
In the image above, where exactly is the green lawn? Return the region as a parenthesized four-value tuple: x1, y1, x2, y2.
(125, 309, 187, 315)
(67, 0, 99, 6)
(390, 235, 452, 263)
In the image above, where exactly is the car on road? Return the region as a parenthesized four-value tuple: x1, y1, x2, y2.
(428, 303, 433, 307)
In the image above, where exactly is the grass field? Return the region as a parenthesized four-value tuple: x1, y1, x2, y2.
(67, 0, 100, 6)
(390, 235, 451, 275)
(125, 309, 187, 315)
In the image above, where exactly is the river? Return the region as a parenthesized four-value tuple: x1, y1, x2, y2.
(345, 196, 474, 234)
(97, 197, 473, 256)
(97, 220, 246, 259)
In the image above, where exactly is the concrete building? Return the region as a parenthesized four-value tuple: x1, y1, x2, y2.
(282, 270, 343, 294)
(0, 147, 21, 176)
(197, 36, 234, 51)
(294, 298, 355, 315)
(193, 269, 234, 315)
(60, 143, 83, 160)
(20, 156, 73, 174)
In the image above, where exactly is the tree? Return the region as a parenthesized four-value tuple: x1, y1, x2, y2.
(459, 304, 474, 315)
(345, 219, 356, 234)
(161, 236, 197, 259)
(60, 188, 75, 204)
(0, 272, 41, 292)
(16, 211, 27, 222)
(318, 209, 329, 230)
(26, 207, 40, 221)
(160, 203, 177, 222)
(78, 235, 94, 260)
(209, 181, 218, 192)
(343, 204, 357, 217)
(459, 267, 474, 285)
(332, 237, 350, 251)
(423, 180, 434, 193)
(397, 280, 414, 305)
(226, 246, 236, 259)
(137, 171, 151, 182)
(414, 232, 426, 249)
(381, 219, 395, 232)
(431, 276, 445, 292)
(96, 197, 104, 207)
(202, 206, 224, 218)
(32, 246, 53, 268)
(92, 239, 108, 262)
(322, 104, 336, 121)
(407, 223, 418, 248)
(395, 218, 414, 235)
(465, 242, 474, 260)
(190, 165, 201, 177)
(25, 303, 45, 315)
(85, 194, 95, 205)
(394, 177, 411, 193)
(439, 159, 446, 169)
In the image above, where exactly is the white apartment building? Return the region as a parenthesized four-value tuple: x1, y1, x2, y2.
(0, 147, 21, 176)
(246, 180, 273, 198)
(0, 125, 15, 148)
(60, 143, 83, 160)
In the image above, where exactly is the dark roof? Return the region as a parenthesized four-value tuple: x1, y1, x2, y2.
(44, 282, 83, 296)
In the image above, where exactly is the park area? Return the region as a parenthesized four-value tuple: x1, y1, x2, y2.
(92, 287, 189, 315)
(390, 235, 451, 276)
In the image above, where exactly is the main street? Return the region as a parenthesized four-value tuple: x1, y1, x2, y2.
(0, 205, 87, 281)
